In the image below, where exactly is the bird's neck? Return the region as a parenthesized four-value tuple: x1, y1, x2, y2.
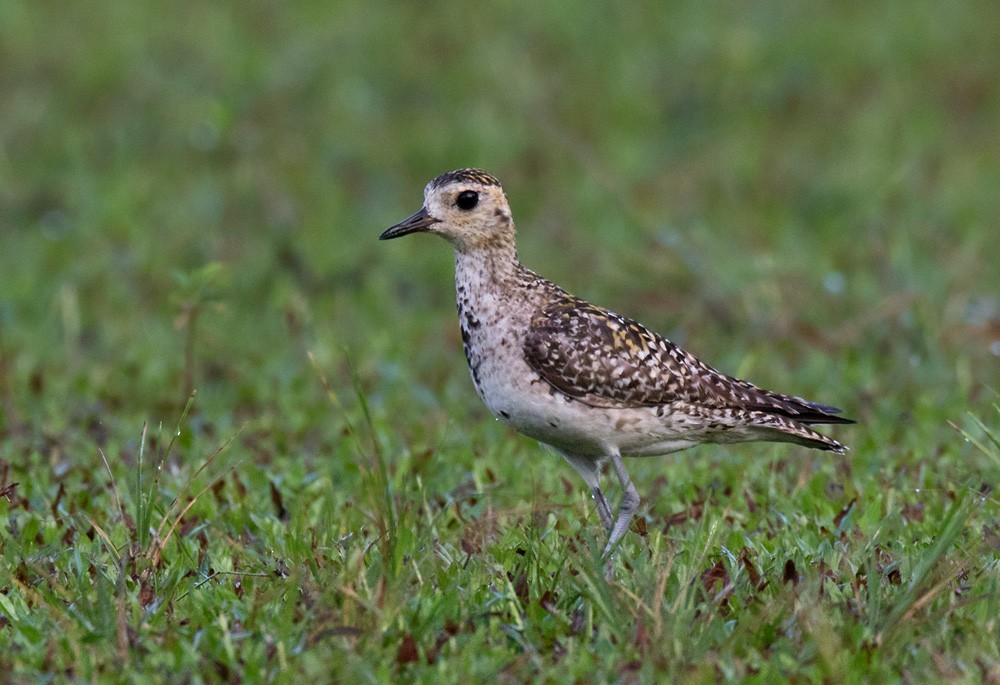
(453, 243, 521, 293)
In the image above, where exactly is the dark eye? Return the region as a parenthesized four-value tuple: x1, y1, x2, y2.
(456, 190, 479, 210)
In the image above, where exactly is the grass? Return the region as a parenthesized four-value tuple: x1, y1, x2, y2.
(1, 0, 999, 681)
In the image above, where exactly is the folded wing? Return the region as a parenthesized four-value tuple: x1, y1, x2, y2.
(522, 295, 853, 427)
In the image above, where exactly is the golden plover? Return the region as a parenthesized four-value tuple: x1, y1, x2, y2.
(381, 168, 852, 561)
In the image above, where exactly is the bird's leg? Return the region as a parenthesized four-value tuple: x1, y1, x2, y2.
(559, 452, 613, 534)
(591, 485, 614, 535)
(602, 450, 640, 564)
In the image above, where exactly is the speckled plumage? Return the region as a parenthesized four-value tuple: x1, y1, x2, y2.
(382, 168, 853, 567)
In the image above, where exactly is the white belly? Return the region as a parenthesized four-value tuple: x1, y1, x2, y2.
(470, 346, 700, 458)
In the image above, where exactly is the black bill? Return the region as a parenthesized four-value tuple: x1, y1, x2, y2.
(380, 207, 439, 240)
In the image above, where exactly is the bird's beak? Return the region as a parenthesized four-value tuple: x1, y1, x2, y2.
(380, 207, 440, 240)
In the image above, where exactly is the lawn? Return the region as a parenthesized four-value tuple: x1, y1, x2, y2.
(1, 1, 999, 682)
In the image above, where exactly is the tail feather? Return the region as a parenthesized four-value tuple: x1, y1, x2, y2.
(748, 411, 849, 453)
(729, 381, 855, 426)
(755, 399, 855, 426)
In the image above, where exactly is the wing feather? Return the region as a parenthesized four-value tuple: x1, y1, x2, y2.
(522, 296, 852, 425)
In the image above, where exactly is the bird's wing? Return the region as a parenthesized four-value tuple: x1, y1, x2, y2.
(523, 296, 852, 424)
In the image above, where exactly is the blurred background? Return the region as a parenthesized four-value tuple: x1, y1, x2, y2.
(4, 4, 1000, 677)
(1, 0, 998, 463)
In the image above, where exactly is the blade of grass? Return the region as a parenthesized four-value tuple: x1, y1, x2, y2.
(98, 447, 128, 529)
(146, 426, 244, 562)
(150, 467, 238, 567)
(948, 412, 1000, 468)
(133, 422, 148, 550)
(346, 355, 398, 575)
(876, 489, 973, 643)
(135, 393, 197, 549)
(82, 513, 121, 562)
(308, 350, 399, 576)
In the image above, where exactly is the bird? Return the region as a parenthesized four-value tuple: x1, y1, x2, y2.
(381, 168, 852, 567)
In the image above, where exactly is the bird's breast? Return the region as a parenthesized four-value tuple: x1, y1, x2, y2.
(456, 287, 525, 399)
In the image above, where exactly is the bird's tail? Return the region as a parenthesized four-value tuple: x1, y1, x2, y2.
(747, 411, 849, 453)
(716, 373, 855, 427)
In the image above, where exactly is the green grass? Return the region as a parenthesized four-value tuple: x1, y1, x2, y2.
(2, 0, 999, 681)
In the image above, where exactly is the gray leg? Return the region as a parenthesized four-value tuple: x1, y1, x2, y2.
(603, 450, 640, 560)
(559, 451, 613, 534)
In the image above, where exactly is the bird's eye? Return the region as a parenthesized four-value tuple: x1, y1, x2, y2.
(456, 190, 479, 210)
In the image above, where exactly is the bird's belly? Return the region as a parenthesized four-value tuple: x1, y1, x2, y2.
(469, 353, 596, 452)
(470, 353, 700, 457)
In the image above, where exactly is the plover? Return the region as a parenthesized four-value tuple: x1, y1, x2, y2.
(381, 168, 852, 563)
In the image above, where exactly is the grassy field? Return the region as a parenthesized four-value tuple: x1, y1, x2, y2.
(2, 1, 999, 682)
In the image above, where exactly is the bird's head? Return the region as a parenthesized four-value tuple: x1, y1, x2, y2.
(381, 168, 515, 253)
